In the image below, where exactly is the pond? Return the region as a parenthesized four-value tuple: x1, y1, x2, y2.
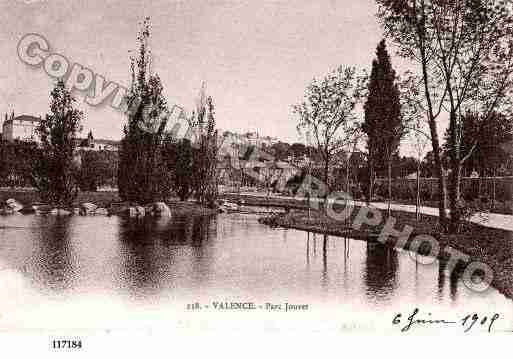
(0, 213, 512, 333)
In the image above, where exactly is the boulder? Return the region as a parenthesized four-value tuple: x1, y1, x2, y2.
(153, 202, 171, 217)
(20, 206, 35, 214)
(5, 199, 23, 212)
(94, 207, 109, 216)
(108, 202, 131, 216)
(32, 203, 52, 214)
(135, 206, 145, 216)
(80, 202, 98, 215)
(32, 202, 52, 212)
(144, 205, 154, 216)
(126, 207, 137, 217)
(0, 208, 14, 215)
(49, 208, 71, 216)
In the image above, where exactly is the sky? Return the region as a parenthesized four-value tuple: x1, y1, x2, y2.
(0, 0, 415, 145)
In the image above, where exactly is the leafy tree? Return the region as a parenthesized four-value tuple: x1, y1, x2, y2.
(393, 156, 418, 178)
(444, 111, 513, 177)
(269, 142, 291, 161)
(289, 142, 308, 162)
(33, 80, 83, 206)
(78, 150, 118, 191)
(0, 140, 39, 188)
(163, 137, 195, 201)
(363, 39, 404, 213)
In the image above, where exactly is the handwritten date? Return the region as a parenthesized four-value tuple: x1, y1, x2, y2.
(392, 308, 500, 333)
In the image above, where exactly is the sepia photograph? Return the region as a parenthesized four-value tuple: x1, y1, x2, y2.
(0, 0, 512, 355)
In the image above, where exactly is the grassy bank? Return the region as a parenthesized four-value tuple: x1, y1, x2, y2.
(259, 201, 513, 302)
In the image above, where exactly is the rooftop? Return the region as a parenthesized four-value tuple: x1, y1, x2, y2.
(93, 139, 119, 146)
(3, 115, 41, 125)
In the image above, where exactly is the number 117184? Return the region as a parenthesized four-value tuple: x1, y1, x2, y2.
(51, 340, 82, 349)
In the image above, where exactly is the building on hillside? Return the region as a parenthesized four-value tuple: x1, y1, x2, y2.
(2, 112, 41, 142)
(219, 130, 278, 151)
(90, 139, 119, 151)
(76, 131, 120, 151)
(405, 172, 419, 180)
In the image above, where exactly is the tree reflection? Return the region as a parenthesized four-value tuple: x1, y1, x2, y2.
(190, 216, 216, 282)
(304, 232, 329, 287)
(437, 257, 463, 302)
(117, 215, 214, 298)
(322, 234, 328, 286)
(306, 232, 310, 268)
(363, 241, 398, 301)
(32, 216, 76, 292)
(117, 217, 161, 297)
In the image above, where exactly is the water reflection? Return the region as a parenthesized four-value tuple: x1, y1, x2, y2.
(117, 215, 215, 298)
(305, 232, 330, 287)
(437, 256, 465, 302)
(118, 218, 163, 297)
(363, 242, 398, 302)
(0, 213, 510, 317)
(306, 232, 310, 268)
(30, 216, 77, 292)
(322, 234, 328, 287)
(343, 237, 350, 292)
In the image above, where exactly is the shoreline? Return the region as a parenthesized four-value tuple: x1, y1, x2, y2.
(258, 205, 513, 302)
(0, 189, 218, 217)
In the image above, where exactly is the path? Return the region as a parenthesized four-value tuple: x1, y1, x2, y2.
(228, 191, 513, 232)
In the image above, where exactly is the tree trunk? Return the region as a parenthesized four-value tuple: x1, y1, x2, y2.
(447, 110, 462, 233)
(323, 159, 330, 191)
(387, 158, 392, 217)
(323, 157, 330, 211)
(448, 168, 460, 233)
(345, 158, 350, 226)
(368, 161, 374, 205)
(416, 161, 421, 221)
(345, 159, 350, 195)
(418, 27, 448, 230)
(427, 117, 448, 230)
(492, 169, 496, 210)
(238, 168, 242, 193)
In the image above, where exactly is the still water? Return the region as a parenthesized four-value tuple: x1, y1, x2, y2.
(0, 212, 512, 333)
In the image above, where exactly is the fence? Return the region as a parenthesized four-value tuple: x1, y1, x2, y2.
(373, 177, 513, 209)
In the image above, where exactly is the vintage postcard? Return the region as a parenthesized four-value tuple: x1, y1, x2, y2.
(1, 0, 512, 355)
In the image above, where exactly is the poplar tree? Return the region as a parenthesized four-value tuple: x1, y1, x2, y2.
(118, 18, 171, 203)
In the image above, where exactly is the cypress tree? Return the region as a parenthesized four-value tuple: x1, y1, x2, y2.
(362, 39, 403, 213)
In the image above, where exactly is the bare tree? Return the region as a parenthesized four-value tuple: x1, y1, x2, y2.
(293, 66, 365, 203)
(377, 0, 513, 232)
